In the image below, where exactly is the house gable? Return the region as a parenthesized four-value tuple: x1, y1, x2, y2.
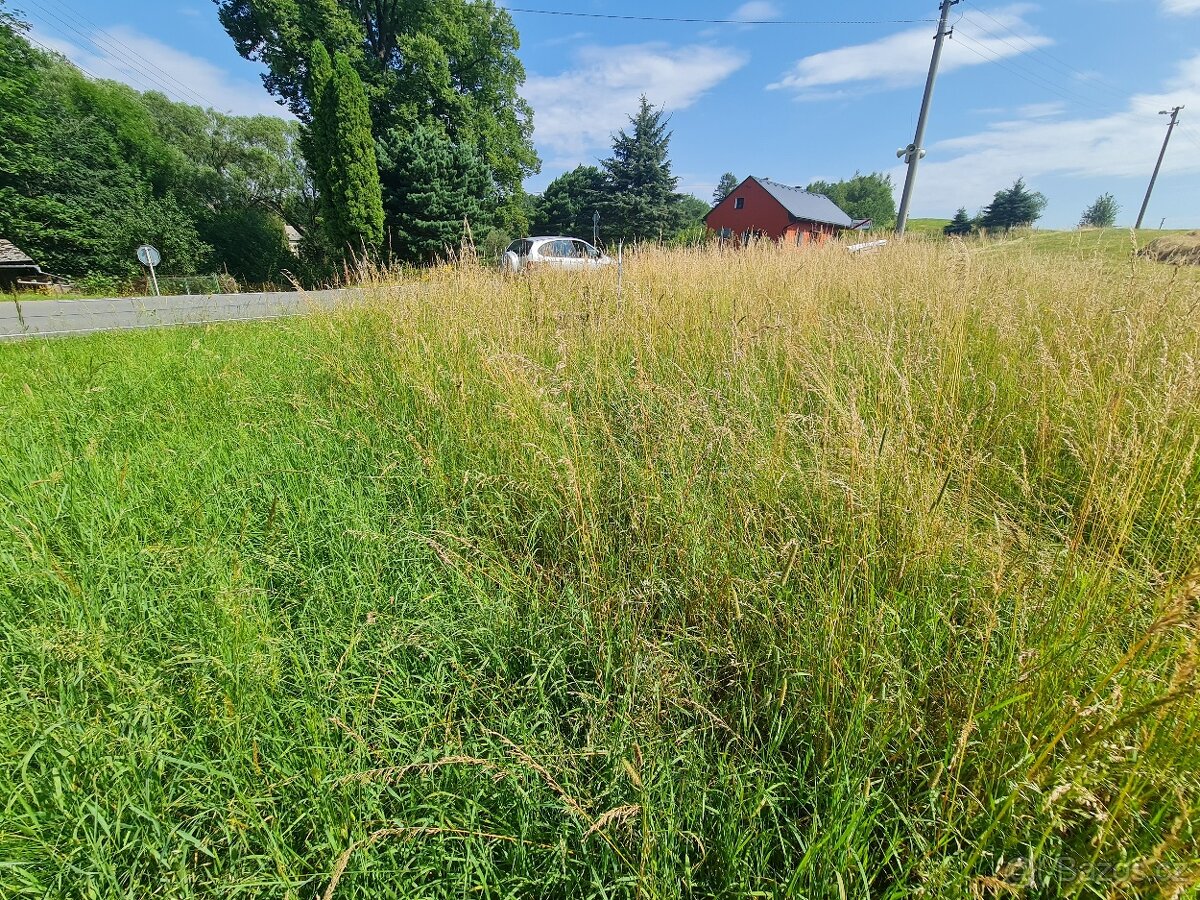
(704, 176, 855, 242)
(704, 177, 794, 239)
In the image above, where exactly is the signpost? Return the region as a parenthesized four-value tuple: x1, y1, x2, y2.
(136, 244, 161, 297)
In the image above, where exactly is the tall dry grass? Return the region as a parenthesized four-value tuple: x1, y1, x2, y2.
(1, 239, 1198, 897)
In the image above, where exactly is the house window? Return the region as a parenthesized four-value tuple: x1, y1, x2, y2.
(734, 197, 745, 209)
(718, 227, 732, 239)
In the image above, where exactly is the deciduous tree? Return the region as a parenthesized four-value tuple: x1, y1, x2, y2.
(214, 0, 538, 223)
(806, 172, 897, 230)
(1079, 193, 1119, 229)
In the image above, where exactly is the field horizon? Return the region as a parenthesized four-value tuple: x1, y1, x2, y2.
(2, 241, 1198, 898)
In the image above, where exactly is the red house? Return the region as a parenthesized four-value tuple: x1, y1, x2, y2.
(705, 176, 856, 246)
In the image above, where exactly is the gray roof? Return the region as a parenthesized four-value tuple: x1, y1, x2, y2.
(752, 177, 854, 228)
(0, 239, 35, 266)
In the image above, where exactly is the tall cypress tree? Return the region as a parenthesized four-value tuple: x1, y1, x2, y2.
(304, 42, 334, 219)
(600, 96, 681, 243)
(308, 46, 384, 257)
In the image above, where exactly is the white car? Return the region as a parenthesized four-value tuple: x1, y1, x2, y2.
(501, 236, 612, 272)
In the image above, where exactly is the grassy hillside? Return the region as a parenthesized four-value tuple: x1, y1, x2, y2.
(2, 243, 1199, 898)
(901, 217, 951, 236)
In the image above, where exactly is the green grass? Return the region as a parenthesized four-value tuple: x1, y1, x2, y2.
(2, 243, 1199, 898)
(901, 218, 951, 236)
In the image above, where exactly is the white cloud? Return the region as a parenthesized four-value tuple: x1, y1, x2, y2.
(900, 54, 1200, 217)
(769, 5, 1052, 95)
(730, 2, 781, 22)
(523, 43, 745, 163)
(1162, 0, 1200, 14)
(28, 25, 288, 118)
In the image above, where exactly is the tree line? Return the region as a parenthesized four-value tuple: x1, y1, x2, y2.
(0, 5, 311, 289)
(944, 179, 1121, 236)
(12, 0, 1074, 289)
(529, 100, 901, 248)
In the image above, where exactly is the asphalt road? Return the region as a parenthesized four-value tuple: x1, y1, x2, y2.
(0, 288, 360, 341)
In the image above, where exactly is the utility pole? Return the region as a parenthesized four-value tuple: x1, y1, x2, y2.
(1135, 106, 1184, 230)
(895, 0, 960, 237)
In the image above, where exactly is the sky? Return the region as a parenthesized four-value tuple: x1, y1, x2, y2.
(16, 0, 1200, 228)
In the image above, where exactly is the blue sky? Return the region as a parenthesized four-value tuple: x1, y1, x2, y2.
(19, 0, 1200, 228)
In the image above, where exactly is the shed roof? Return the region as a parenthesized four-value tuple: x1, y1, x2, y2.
(0, 239, 35, 266)
(753, 177, 854, 228)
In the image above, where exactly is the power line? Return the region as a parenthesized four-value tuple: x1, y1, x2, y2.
(24, 32, 106, 80)
(505, 7, 936, 26)
(1177, 124, 1200, 155)
(952, 32, 1131, 119)
(960, 2, 1131, 104)
(24, 2, 195, 102)
(45, 0, 220, 109)
(955, 13, 1157, 124)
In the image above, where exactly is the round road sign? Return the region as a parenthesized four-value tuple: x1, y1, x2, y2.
(136, 244, 161, 267)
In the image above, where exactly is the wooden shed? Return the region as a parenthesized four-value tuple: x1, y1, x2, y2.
(0, 239, 52, 288)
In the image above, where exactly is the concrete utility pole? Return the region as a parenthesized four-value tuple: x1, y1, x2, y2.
(1135, 106, 1184, 230)
(895, 0, 960, 237)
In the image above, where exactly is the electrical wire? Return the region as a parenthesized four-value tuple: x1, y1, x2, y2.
(953, 32, 1132, 119)
(45, 0, 220, 109)
(1175, 123, 1200, 156)
(24, 32, 106, 81)
(23, 1, 198, 103)
(505, 8, 936, 26)
(956, 12, 1157, 122)
(962, 1, 1132, 104)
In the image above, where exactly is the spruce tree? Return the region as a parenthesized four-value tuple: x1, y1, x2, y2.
(944, 207, 973, 236)
(529, 165, 605, 237)
(713, 172, 739, 205)
(600, 96, 682, 243)
(979, 177, 1047, 232)
(376, 124, 493, 263)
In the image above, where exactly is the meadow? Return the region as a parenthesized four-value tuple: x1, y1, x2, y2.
(1, 240, 1198, 898)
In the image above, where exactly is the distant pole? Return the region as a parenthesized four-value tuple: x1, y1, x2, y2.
(1135, 106, 1184, 230)
(895, 0, 960, 237)
(593, 210, 600, 247)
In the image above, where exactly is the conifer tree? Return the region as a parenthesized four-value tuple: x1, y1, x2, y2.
(979, 177, 1047, 232)
(304, 42, 334, 214)
(600, 96, 682, 243)
(376, 124, 493, 263)
(944, 207, 973, 236)
(529, 165, 605, 237)
(713, 172, 739, 205)
(315, 52, 384, 256)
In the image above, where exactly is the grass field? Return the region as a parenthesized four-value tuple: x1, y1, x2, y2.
(2, 242, 1199, 898)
